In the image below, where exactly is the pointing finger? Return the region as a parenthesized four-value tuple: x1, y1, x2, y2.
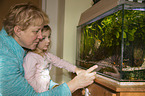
(86, 65, 98, 73)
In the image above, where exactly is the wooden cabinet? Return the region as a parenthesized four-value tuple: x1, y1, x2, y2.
(72, 73, 145, 96)
(87, 83, 116, 96)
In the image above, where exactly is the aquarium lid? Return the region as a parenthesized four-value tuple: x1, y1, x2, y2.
(78, 0, 144, 26)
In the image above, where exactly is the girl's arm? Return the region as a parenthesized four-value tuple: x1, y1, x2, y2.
(47, 52, 77, 72)
(47, 52, 86, 74)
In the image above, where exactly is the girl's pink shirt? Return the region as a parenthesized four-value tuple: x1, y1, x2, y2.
(23, 52, 76, 93)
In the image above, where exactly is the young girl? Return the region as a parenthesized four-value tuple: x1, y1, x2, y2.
(23, 25, 85, 93)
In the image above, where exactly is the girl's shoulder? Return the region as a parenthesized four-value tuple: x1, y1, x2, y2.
(25, 52, 43, 59)
(24, 52, 45, 64)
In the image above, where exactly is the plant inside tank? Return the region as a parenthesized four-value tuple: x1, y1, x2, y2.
(80, 8, 145, 66)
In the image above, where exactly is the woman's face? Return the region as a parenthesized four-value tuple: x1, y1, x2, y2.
(15, 25, 43, 50)
(37, 30, 51, 51)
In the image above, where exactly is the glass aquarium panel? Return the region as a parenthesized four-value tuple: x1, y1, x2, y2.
(76, 4, 145, 81)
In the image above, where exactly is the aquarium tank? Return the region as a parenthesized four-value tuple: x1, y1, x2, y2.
(76, 1, 145, 82)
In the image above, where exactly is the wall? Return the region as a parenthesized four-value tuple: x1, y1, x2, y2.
(63, 0, 92, 83)
(63, 0, 92, 64)
(0, 0, 41, 30)
(42, 0, 59, 55)
(42, 0, 60, 82)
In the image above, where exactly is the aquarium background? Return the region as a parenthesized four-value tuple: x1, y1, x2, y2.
(76, 3, 145, 81)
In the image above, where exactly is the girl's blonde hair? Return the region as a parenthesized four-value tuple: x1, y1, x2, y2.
(3, 3, 49, 36)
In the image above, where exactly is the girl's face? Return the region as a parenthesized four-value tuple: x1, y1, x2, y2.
(37, 30, 51, 51)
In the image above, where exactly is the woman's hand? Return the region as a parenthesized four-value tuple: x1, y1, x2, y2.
(75, 67, 86, 75)
(67, 65, 98, 93)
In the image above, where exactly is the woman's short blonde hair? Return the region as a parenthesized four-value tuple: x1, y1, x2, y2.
(3, 3, 49, 36)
